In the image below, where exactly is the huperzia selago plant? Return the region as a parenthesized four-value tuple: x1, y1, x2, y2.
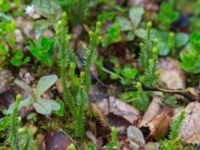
(139, 21, 159, 88)
(119, 22, 159, 113)
(56, 12, 102, 137)
(0, 94, 36, 150)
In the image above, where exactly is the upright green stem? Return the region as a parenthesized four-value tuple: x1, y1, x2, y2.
(10, 94, 22, 150)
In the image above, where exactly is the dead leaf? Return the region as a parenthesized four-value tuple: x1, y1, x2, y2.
(86, 130, 97, 145)
(180, 102, 200, 144)
(43, 131, 74, 150)
(159, 57, 185, 90)
(140, 97, 165, 128)
(140, 97, 174, 139)
(148, 108, 174, 139)
(95, 96, 140, 125)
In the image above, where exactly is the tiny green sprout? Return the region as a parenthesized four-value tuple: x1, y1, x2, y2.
(169, 32, 175, 49)
(111, 127, 117, 143)
(139, 42, 144, 48)
(106, 127, 118, 150)
(16, 94, 22, 102)
(61, 12, 67, 22)
(147, 21, 152, 29)
(169, 32, 175, 38)
(80, 71, 85, 84)
(152, 47, 158, 57)
(18, 128, 26, 133)
(153, 38, 159, 47)
(98, 35, 103, 42)
(69, 144, 76, 150)
(80, 71, 85, 79)
(136, 82, 142, 91)
(155, 70, 160, 77)
(69, 62, 76, 78)
(56, 21, 62, 29)
(95, 21, 102, 33)
(17, 116, 22, 122)
(89, 31, 93, 37)
(146, 21, 152, 39)
(96, 21, 101, 28)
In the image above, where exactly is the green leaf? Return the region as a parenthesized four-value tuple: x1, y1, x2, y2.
(11, 51, 30, 67)
(190, 32, 200, 50)
(54, 99, 65, 117)
(175, 33, 189, 48)
(156, 2, 179, 30)
(30, 37, 55, 67)
(0, 0, 11, 12)
(117, 16, 132, 31)
(121, 65, 137, 80)
(102, 22, 121, 47)
(33, 99, 60, 115)
(0, 116, 10, 131)
(23, 56, 30, 64)
(7, 97, 34, 114)
(36, 75, 57, 97)
(33, 100, 51, 115)
(0, 12, 12, 21)
(98, 12, 114, 23)
(157, 41, 170, 56)
(129, 5, 144, 28)
(127, 126, 145, 145)
(135, 28, 146, 39)
(14, 80, 33, 94)
(180, 48, 200, 73)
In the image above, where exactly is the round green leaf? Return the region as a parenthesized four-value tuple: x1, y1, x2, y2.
(175, 33, 189, 48)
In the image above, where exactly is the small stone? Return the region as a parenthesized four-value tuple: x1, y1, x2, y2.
(0, 70, 14, 94)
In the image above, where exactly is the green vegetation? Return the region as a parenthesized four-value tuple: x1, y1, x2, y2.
(0, 0, 199, 149)
(8, 75, 60, 115)
(56, 12, 101, 137)
(180, 33, 200, 73)
(106, 127, 118, 150)
(29, 37, 55, 67)
(160, 111, 185, 150)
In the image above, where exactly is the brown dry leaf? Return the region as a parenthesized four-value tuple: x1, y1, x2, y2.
(159, 57, 185, 90)
(148, 108, 174, 139)
(24, 123, 37, 134)
(140, 97, 165, 127)
(96, 96, 140, 125)
(43, 131, 74, 150)
(180, 102, 200, 144)
(86, 130, 98, 145)
(140, 97, 174, 139)
(55, 79, 63, 93)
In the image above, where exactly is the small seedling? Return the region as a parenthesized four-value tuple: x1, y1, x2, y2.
(8, 75, 60, 115)
(106, 127, 118, 150)
(29, 37, 55, 67)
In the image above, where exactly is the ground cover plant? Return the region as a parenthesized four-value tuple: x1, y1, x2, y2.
(1, 0, 200, 149)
